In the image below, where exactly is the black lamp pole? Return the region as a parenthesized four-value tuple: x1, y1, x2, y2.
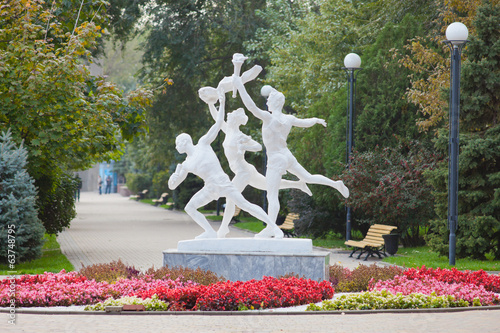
(342, 53, 362, 241)
(444, 22, 468, 266)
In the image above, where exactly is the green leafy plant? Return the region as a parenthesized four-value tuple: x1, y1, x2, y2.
(125, 173, 152, 196)
(341, 138, 441, 246)
(329, 264, 404, 292)
(143, 265, 226, 286)
(85, 295, 169, 311)
(307, 290, 469, 311)
(79, 260, 141, 283)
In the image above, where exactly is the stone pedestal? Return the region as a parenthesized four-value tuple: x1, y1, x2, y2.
(163, 238, 329, 281)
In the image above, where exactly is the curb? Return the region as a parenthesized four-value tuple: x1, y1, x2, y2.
(2, 305, 499, 316)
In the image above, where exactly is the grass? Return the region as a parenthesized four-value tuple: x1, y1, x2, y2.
(0, 234, 74, 275)
(224, 220, 500, 271)
(382, 246, 500, 271)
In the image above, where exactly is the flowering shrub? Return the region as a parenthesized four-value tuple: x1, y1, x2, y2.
(370, 275, 499, 306)
(0, 271, 113, 307)
(0, 271, 196, 307)
(194, 277, 334, 311)
(403, 266, 500, 293)
(0, 271, 332, 311)
(306, 290, 470, 311)
(137, 277, 333, 311)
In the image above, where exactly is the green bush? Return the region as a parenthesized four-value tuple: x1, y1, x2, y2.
(329, 264, 404, 292)
(144, 265, 226, 285)
(0, 130, 45, 263)
(79, 260, 225, 285)
(36, 171, 78, 235)
(425, 215, 500, 260)
(79, 259, 141, 283)
(152, 170, 170, 198)
(125, 173, 152, 196)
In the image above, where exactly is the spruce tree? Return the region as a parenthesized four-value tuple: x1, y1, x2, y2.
(0, 130, 45, 264)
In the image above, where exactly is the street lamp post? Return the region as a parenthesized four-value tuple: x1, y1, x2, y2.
(444, 22, 468, 266)
(342, 53, 362, 241)
(260, 85, 273, 213)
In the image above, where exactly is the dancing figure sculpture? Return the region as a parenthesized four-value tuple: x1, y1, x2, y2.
(199, 87, 311, 238)
(168, 88, 273, 239)
(233, 72, 349, 239)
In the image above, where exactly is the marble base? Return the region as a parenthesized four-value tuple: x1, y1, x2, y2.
(163, 240, 329, 281)
(177, 238, 313, 254)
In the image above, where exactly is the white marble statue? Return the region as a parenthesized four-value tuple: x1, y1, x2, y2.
(232, 71, 350, 239)
(199, 87, 312, 238)
(168, 88, 274, 239)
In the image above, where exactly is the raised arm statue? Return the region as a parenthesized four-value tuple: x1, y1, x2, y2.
(168, 88, 273, 239)
(199, 87, 312, 238)
(232, 64, 349, 239)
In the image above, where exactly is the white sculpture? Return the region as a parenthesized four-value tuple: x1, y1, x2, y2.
(199, 87, 312, 238)
(232, 71, 349, 238)
(168, 88, 274, 239)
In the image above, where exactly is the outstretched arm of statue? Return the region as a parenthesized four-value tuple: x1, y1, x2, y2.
(168, 164, 188, 190)
(291, 116, 327, 128)
(232, 74, 269, 121)
(200, 88, 226, 145)
(208, 102, 228, 133)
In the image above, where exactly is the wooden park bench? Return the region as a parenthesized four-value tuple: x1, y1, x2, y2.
(130, 189, 148, 201)
(152, 193, 169, 206)
(279, 213, 299, 237)
(344, 224, 398, 261)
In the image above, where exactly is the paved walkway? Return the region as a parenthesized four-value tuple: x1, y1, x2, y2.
(57, 192, 376, 271)
(3, 192, 499, 332)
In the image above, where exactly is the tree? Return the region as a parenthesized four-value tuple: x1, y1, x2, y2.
(258, 3, 435, 236)
(399, 0, 485, 133)
(341, 139, 441, 246)
(0, 0, 152, 233)
(0, 130, 45, 263)
(425, 1, 500, 259)
(139, 0, 267, 170)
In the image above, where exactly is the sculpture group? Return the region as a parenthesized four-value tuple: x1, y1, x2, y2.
(168, 54, 349, 240)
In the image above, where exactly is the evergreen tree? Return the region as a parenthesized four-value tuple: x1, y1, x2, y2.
(0, 130, 45, 264)
(425, 2, 500, 259)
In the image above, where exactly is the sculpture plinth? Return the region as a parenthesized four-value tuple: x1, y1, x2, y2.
(163, 238, 329, 282)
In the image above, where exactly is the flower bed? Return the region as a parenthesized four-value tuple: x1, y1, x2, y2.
(308, 266, 499, 311)
(402, 266, 500, 293)
(2, 267, 498, 311)
(0, 271, 332, 311)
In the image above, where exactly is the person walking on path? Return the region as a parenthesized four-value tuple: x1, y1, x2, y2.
(105, 175, 112, 194)
(98, 176, 103, 195)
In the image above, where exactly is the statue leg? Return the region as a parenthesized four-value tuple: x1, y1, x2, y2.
(217, 199, 235, 238)
(252, 168, 284, 239)
(218, 174, 247, 238)
(249, 170, 312, 196)
(185, 189, 217, 239)
(289, 162, 349, 198)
